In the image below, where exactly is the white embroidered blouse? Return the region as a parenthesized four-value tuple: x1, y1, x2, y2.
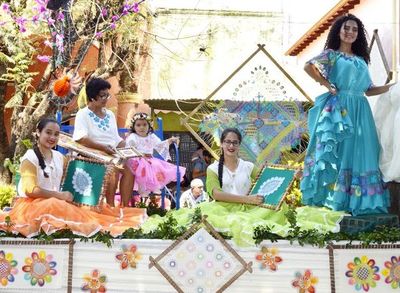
(125, 133, 171, 160)
(73, 107, 123, 148)
(207, 158, 254, 195)
(17, 149, 64, 197)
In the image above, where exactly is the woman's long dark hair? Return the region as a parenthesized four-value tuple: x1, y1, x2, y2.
(218, 128, 242, 188)
(33, 117, 58, 178)
(324, 14, 370, 63)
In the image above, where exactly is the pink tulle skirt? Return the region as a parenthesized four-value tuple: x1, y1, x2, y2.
(126, 157, 186, 193)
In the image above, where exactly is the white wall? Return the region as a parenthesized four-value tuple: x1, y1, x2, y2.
(147, 6, 285, 100)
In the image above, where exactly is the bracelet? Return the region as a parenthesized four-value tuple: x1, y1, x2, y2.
(330, 83, 337, 90)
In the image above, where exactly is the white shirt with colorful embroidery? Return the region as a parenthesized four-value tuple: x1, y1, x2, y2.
(208, 158, 254, 195)
(17, 149, 64, 197)
(125, 133, 171, 160)
(72, 107, 123, 148)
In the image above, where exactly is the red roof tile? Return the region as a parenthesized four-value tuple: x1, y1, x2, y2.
(285, 0, 361, 56)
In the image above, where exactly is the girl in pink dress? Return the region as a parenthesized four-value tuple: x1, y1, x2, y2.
(125, 113, 186, 195)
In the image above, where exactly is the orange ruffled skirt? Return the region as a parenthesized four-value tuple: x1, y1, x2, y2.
(0, 197, 147, 237)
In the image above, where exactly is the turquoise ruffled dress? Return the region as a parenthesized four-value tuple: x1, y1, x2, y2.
(300, 49, 389, 216)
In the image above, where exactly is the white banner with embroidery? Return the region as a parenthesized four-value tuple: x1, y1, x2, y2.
(0, 242, 66, 291)
(332, 245, 400, 292)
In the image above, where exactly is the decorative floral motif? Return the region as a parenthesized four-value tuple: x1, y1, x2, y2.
(291, 269, 318, 293)
(115, 244, 142, 270)
(22, 251, 57, 287)
(335, 169, 385, 197)
(0, 250, 18, 286)
(152, 227, 245, 292)
(382, 256, 400, 289)
(88, 111, 110, 131)
(81, 269, 107, 292)
(345, 256, 380, 292)
(255, 246, 282, 271)
(72, 167, 93, 196)
(258, 177, 285, 197)
(155, 171, 166, 182)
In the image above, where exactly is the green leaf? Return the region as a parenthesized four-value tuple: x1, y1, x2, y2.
(0, 52, 15, 64)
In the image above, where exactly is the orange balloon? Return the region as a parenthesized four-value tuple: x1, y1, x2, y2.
(53, 75, 70, 97)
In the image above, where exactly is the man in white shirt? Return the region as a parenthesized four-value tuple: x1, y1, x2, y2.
(179, 178, 209, 209)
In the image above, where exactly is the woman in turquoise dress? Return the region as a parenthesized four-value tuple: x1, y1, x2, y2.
(142, 128, 344, 246)
(300, 14, 396, 216)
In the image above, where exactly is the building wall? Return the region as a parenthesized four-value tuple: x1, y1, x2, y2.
(147, 6, 285, 101)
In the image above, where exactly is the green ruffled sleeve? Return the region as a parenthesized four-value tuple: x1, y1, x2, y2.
(206, 168, 221, 199)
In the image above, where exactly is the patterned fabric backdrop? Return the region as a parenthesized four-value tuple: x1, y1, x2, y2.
(199, 100, 308, 164)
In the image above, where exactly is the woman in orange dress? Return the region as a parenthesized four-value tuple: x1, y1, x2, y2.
(0, 117, 146, 237)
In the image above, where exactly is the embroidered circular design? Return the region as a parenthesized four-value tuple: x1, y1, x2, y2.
(206, 244, 214, 252)
(186, 243, 195, 252)
(258, 176, 285, 197)
(382, 256, 400, 289)
(22, 251, 57, 287)
(186, 260, 196, 270)
(0, 250, 18, 287)
(155, 171, 166, 182)
(115, 244, 142, 270)
(291, 269, 318, 293)
(255, 246, 283, 271)
(81, 269, 107, 292)
(72, 167, 93, 197)
(345, 256, 380, 292)
(197, 269, 205, 277)
(197, 235, 204, 243)
(215, 253, 223, 261)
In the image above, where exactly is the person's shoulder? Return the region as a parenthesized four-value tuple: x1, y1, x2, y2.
(148, 133, 158, 139)
(76, 106, 89, 115)
(105, 108, 115, 116)
(207, 161, 219, 174)
(126, 132, 136, 139)
(193, 158, 204, 165)
(52, 149, 64, 160)
(20, 149, 37, 164)
(239, 158, 254, 168)
(181, 189, 191, 196)
(22, 149, 36, 159)
(324, 48, 335, 53)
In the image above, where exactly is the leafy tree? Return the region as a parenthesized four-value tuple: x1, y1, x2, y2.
(0, 0, 151, 183)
